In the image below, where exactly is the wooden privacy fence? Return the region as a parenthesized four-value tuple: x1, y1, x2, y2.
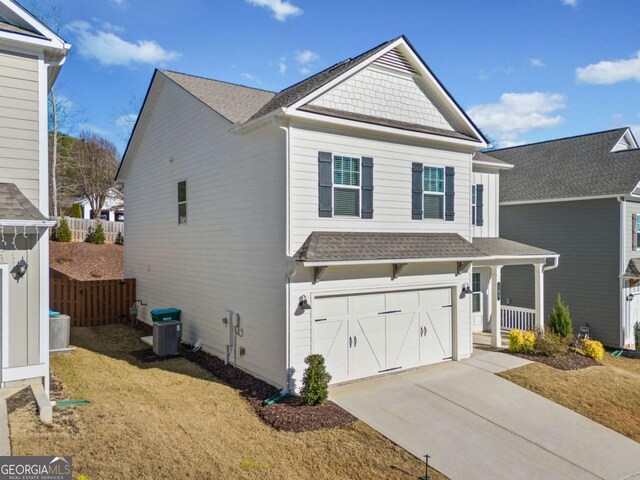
(50, 276, 136, 327)
(53, 216, 124, 243)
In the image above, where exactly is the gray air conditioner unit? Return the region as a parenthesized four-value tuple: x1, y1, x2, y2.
(153, 320, 182, 356)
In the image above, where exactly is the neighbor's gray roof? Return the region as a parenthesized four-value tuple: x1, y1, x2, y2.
(626, 259, 640, 278)
(160, 70, 276, 124)
(473, 151, 512, 167)
(295, 232, 486, 263)
(484, 128, 640, 203)
(0, 183, 48, 221)
(472, 237, 555, 257)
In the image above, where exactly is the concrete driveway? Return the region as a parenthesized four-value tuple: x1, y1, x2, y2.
(330, 352, 640, 480)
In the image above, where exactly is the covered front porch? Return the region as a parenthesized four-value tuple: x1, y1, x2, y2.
(470, 238, 559, 348)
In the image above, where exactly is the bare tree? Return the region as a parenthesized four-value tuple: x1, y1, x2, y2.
(73, 132, 119, 222)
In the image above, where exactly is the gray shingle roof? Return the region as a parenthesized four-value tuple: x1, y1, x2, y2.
(0, 183, 47, 221)
(625, 259, 640, 278)
(247, 38, 399, 123)
(484, 128, 640, 203)
(299, 105, 479, 142)
(295, 232, 486, 263)
(160, 70, 276, 124)
(472, 237, 555, 257)
(473, 151, 512, 167)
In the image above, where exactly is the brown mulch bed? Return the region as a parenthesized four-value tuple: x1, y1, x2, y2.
(50, 241, 123, 280)
(176, 347, 356, 432)
(130, 348, 183, 363)
(511, 351, 600, 370)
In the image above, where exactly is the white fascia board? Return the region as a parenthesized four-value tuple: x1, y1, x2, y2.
(472, 159, 514, 170)
(0, 220, 56, 228)
(0, 0, 68, 50)
(284, 109, 483, 150)
(500, 194, 620, 206)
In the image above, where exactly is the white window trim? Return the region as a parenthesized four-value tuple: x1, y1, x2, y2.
(423, 165, 445, 220)
(472, 272, 482, 313)
(333, 155, 362, 218)
(177, 180, 187, 225)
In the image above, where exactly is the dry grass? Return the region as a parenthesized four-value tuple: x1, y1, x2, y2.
(9, 324, 445, 480)
(499, 354, 640, 442)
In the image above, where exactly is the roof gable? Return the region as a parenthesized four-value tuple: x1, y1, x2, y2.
(0, 1, 67, 46)
(487, 128, 640, 203)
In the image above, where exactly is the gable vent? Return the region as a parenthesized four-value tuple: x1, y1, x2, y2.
(374, 48, 416, 75)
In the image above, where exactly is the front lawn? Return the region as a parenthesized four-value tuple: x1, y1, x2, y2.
(499, 353, 640, 442)
(9, 324, 445, 479)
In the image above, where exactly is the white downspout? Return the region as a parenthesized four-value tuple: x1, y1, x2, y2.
(618, 196, 626, 347)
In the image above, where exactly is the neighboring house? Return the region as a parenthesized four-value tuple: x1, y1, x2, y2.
(0, 1, 70, 396)
(117, 36, 557, 390)
(72, 188, 124, 222)
(486, 128, 640, 348)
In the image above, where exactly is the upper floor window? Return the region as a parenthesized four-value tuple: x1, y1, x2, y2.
(471, 185, 477, 225)
(472, 272, 481, 313)
(178, 180, 187, 224)
(636, 214, 640, 250)
(333, 156, 360, 217)
(423, 166, 445, 219)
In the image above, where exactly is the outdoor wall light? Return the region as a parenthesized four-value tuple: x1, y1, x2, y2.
(461, 283, 472, 295)
(298, 295, 311, 310)
(627, 293, 635, 302)
(14, 258, 28, 279)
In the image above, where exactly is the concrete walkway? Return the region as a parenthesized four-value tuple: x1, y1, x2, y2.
(331, 355, 640, 480)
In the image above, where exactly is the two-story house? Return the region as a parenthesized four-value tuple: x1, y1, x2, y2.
(117, 36, 557, 390)
(0, 0, 70, 397)
(486, 128, 640, 348)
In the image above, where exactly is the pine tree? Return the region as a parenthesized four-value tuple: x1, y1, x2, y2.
(54, 217, 72, 242)
(90, 221, 106, 245)
(69, 203, 83, 218)
(548, 294, 573, 338)
(300, 354, 332, 406)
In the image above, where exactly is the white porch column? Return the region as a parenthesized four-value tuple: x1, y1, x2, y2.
(534, 263, 545, 330)
(490, 265, 502, 347)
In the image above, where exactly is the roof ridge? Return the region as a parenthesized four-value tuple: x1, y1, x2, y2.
(489, 127, 629, 153)
(160, 69, 277, 95)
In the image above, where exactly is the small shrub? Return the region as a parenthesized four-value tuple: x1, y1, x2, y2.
(535, 330, 569, 357)
(634, 322, 640, 353)
(508, 329, 536, 354)
(548, 294, 573, 338)
(89, 221, 106, 245)
(300, 354, 331, 406)
(53, 217, 72, 242)
(582, 339, 604, 361)
(69, 202, 83, 218)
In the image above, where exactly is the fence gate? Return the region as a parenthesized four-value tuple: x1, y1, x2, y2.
(50, 276, 136, 327)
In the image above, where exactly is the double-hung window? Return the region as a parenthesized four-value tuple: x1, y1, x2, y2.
(636, 215, 640, 249)
(472, 272, 481, 313)
(178, 180, 187, 224)
(333, 156, 360, 217)
(471, 185, 477, 225)
(423, 166, 445, 219)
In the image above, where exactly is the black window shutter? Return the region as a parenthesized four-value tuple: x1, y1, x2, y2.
(445, 166, 455, 221)
(476, 184, 484, 227)
(412, 163, 423, 220)
(318, 151, 333, 217)
(361, 157, 374, 219)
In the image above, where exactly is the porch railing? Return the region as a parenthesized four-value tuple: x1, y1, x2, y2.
(501, 306, 536, 331)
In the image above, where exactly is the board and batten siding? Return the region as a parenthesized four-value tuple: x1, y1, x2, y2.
(0, 49, 39, 205)
(123, 78, 288, 387)
(500, 198, 620, 346)
(471, 169, 499, 238)
(288, 123, 473, 252)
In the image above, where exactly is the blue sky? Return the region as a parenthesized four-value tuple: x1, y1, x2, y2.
(34, 0, 640, 153)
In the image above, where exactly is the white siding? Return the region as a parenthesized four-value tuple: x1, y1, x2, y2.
(309, 64, 454, 131)
(472, 168, 499, 238)
(123, 78, 287, 387)
(288, 264, 472, 390)
(288, 123, 473, 251)
(0, 49, 39, 205)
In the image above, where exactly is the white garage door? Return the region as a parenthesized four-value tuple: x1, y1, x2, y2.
(313, 288, 453, 383)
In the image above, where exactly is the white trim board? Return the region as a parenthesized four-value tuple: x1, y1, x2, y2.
(500, 195, 621, 206)
(0, 264, 7, 375)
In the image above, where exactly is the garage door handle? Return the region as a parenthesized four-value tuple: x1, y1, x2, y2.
(349, 336, 352, 348)
(379, 310, 401, 315)
(353, 335, 357, 347)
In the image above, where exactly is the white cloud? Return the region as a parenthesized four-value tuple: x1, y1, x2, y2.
(530, 58, 545, 67)
(468, 92, 566, 146)
(115, 113, 137, 129)
(66, 20, 181, 67)
(78, 123, 111, 137)
(278, 56, 287, 74)
(101, 22, 124, 33)
(111, 0, 127, 7)
(241, 72, 262, 85)
(294, 50, 318, 65)
(576, 51, 640, 84)
(246, 0, 302, 21)
(562, 0, 579, 6)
